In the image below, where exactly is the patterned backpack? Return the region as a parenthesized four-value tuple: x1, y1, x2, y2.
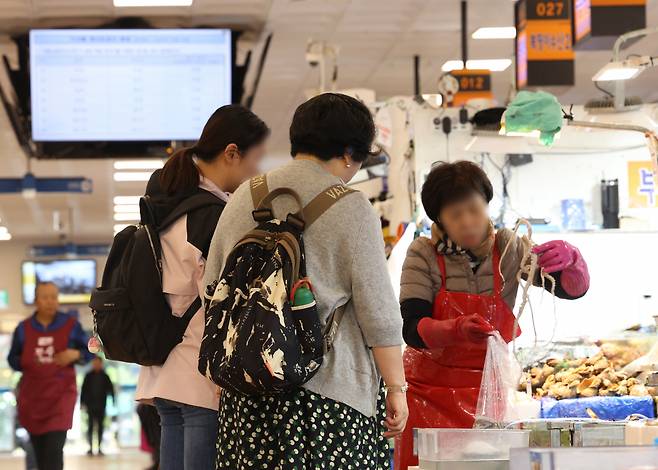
(198, 175, 355, 395)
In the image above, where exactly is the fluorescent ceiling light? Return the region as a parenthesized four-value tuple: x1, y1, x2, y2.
(472, 27, 517, 39)
(442, 60, 465, 72)
(114, 172, 153, 182)
(113, 160, 164, 170)
(0, 226, 8, 235)
(467, 59, 512, 71)
(441, 59, 512, 72)
(114, 213, 141, 222)
(113, 196, 142, 205)
(114, 204, 140, 213)
(0, 232, 12, 241)
(592, 61, 642, 81)
(114, 0, 193, 6)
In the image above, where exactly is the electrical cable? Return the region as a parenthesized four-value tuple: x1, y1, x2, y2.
(594, 80, 614, 98)
(485, 153, 513, 225)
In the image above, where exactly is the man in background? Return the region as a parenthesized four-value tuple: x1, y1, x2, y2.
(81, 356, 115, 456)
(8, 282, 93, 470)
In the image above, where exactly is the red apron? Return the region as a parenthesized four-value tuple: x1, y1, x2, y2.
(394, 243, 519, 470)
(17, 316, 78, 435)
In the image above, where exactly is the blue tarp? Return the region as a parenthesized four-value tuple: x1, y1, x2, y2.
(541, 396, 655, 420)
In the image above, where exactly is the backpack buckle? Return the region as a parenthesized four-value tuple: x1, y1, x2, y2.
(286, 213, 305, 231)
(252, 208, 274, 222)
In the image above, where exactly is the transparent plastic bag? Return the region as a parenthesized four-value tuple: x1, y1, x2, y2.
(474, 332, 527, 427)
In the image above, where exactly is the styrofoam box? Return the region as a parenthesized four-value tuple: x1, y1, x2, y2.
(417, 429, 531, 462)
(510, 446, 658, 470)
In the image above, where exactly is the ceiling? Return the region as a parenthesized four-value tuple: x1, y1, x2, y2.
(0, 0, 657, 242)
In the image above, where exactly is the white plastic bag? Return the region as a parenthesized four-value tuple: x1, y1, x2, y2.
(474, 332, 527, 427)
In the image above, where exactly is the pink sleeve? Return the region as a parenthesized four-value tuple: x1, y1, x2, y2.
(159, 215, 205, 316)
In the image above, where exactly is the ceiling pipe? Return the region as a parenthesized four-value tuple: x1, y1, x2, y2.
(461, 0, 468, 68)
(413, 54, 420, 96)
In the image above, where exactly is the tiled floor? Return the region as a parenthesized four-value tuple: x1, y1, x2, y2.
(0, 449, 152, 470)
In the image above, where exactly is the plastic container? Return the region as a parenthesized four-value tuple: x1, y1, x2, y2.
(561, 198, 586, 231)
(417, 429, 531, 462)
(626, 420, 658, 446)
(519, 419, 626, 447)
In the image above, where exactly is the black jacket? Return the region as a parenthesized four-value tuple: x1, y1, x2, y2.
(81, 371, 114, 413)
(145, 170, 225, 258)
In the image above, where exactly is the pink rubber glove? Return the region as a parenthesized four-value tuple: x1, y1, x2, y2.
(418, 314, 494, 348)
(533, 240, 589, 297)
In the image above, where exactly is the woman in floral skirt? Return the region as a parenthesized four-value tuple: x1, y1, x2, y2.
(204, 93, 409, 469)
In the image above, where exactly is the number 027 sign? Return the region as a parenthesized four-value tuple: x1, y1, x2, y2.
(516, 0, 575, 87)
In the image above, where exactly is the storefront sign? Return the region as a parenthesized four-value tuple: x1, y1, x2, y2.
(628, 161, 658, 208)
(516, 0, 575, 87)
(573, 0, 646, 49)
(449, 69, 493, 107)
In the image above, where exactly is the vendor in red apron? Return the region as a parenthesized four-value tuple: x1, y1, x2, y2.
(394, 161, 590, 470)
(8, 282, 93, 470)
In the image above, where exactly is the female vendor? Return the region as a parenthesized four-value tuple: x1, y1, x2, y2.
(394, 161, 590, 470)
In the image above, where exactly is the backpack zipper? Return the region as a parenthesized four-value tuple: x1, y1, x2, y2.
(143, 224, 163, 281)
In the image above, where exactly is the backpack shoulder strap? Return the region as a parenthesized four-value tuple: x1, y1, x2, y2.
(158, 191, 225, 231)
(303, 183, 357, 228)
(250, 175, 270, 209)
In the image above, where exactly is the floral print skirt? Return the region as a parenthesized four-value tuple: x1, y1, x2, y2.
(216, 385, 390, 470)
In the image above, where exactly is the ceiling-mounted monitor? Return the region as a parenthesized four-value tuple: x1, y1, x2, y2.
(29, 29, 232, 142)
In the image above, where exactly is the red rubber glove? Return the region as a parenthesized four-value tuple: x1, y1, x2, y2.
(533, 240, 589, 297)
(457, 314, 496, 343)
(417, 314, 494, 348)
(533, 240, 576, 273)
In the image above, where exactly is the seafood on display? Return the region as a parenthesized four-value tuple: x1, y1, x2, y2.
(520, 343, 653, 400)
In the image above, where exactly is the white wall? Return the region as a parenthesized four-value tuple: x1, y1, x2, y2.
(517, 230, 658, 348)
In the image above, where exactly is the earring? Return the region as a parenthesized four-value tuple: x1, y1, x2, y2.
(346, 164, 351, 168)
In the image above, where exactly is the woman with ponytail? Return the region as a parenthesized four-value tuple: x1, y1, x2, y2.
(136, 105, 269, 470)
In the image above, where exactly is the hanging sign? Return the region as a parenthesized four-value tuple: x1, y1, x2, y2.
(573, 0, 646, 49)
(628, 161, 658, 208)
(30, 244, 110, 257)
(449, 69, 493, 107)
(515, 0, 575, 88)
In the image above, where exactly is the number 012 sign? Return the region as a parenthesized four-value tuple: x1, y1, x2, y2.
(448, 69, 493, 107)
(516, 0, 575, 87)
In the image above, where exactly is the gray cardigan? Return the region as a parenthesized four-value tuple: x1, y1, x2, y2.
(203, 159, 403, 417)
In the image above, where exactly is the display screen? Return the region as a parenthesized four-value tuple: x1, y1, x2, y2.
(30, 29, 232, 142)
(516, 30, 528, 88)
(22, 259, 97, 305)
(574, 0, 592, 42)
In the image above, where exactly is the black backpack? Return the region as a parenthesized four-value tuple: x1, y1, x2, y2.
(198, 175, 355, 395)
(90, 189, 225, 366)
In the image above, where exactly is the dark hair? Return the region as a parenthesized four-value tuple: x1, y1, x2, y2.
(160, 105, 269, 195)
(289, 93, 376, 162)
(34, 281, 58, 301)
(421, 161, 494, 222)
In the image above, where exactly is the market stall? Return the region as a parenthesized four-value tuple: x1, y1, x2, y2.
(367, 88, 658, 469)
